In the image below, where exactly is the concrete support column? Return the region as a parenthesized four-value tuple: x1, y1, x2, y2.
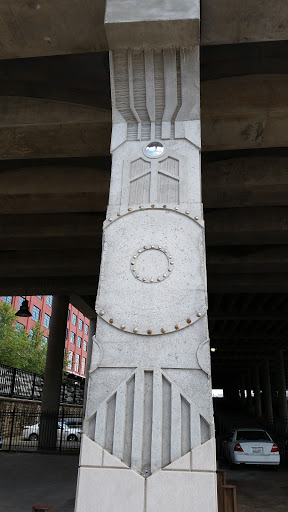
(275, 350, 288, 426)
(39, 296, 69, 449)
(246, 372, 253, 409)
(83, 318, 96, 411)
(253, 366, 262, 419)
(240, 375, 246, 406)
(262, 359, 274, 425)
(75, 1, 217, 511)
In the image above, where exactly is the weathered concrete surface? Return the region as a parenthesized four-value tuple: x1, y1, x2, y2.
(0, 0, 107, 60)
(105, 0, 199, 49)
(202, 75, 288, 151)
(201, 0, 288, 46)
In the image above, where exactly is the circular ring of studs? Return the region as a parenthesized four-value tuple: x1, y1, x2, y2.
(130, 245, 174, 283)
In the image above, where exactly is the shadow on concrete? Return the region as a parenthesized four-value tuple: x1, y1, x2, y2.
(0, 452, 78, 512)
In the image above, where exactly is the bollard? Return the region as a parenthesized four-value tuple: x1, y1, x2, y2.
(223, 485, 238, 512)
(217, 469, 226, 512)
(32, 506, 54, 511)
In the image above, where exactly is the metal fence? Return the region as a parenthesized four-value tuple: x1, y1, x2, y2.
(0, 407, 83, 452)
(0, 363, 85, 404)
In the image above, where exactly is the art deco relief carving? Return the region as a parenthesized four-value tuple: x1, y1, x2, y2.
(87, 368, 211, 477)
(83, 45, 213, 479)
(110, 47, 200, 143)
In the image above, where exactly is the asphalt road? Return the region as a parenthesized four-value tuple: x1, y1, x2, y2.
(225, 463, 288, 511)
(0, 452, 78, 512)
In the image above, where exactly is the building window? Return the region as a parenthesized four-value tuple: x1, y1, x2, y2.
(84, 340, 87, 351)
(2, 296, 12, 305)
(77, 336, 82, 348)
(16, 322, 24, 331)
(68, 351, 73, 370)
(41, 336, 48, 348)
(46, 295, 53, 307)
(43, 313, 50, 328)
(72, 313, 77, 326)
(37, 295, 42, 299)
(67, 309, 70, 320)
(30, 329, 34, 336)
(19, 297, 25, 308)
(81, 357, 86, 375)
(70, 332, 75, 344)
(32, 305, 40, 322)
(75, 354, 80, 372)
(84, 323, 89, 335)
(79, 319, 83, 330)
(65, 328, 68, 340)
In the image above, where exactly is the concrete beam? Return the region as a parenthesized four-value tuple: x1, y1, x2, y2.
(207, 246, 288, 274)
(205, 207, 288, 246)
(105, 0, 199, 49)
(0, 166, 110, 214)
(0, 213, 104, 250)
(201, 0, 288, 46)
(69, 295, 97, 320)
(0, 276, 99, 296)
(0, 0, 107, 60)
(202, 157, 288, 208)
(202, 75, 288, 151)
(207, 273, 288, 293)
(0, 250, 101, 277)
(0, 97, 111, 159)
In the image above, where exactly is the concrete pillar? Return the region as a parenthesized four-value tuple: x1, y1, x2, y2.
(240, 374, 246, 406)
(83, 318, 96, 411)
(253, 366, 262, 419)
(262, 359, 274, 425)
(39, 296, 69, 450)
(275, 350, 288, 425)
(246, 373, 252, 409)
(75, 1, 217, 511)
(223, 386, 230, 401)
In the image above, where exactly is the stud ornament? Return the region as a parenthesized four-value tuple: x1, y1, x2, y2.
(131, 245, 174, 284)
(96, 307, 207, 334)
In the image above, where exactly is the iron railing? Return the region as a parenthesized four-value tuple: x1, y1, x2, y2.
(0, 407, 83, 452)
(0, 363, 85, 404)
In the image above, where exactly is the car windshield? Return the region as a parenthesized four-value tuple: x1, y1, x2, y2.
(236, 430, 271, 441)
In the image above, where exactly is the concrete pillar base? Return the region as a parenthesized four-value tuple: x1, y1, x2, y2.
(75, 436, 217, 512)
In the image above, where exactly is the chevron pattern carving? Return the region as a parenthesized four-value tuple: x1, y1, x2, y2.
(88, 368, 211, 477)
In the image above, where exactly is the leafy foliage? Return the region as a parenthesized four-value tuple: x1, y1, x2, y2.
(0, 301, 48, 374)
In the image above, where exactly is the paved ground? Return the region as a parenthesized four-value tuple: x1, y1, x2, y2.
(225, 463, 288, 511)
(1, 451, 288, 511)
(0, 452, 78, 512)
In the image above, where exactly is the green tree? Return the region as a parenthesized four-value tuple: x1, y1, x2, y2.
(0, 301, 47, 374)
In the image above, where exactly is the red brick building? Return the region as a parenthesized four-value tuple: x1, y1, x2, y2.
(0, 295, 89, 378)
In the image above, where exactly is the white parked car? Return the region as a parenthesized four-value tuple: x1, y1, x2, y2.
(223, 428, 280, 468)
(22, 421, 82, 442)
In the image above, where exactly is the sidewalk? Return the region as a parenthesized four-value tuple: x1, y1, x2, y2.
(0, 452, 78, 512)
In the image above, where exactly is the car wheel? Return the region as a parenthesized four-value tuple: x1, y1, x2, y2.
(67, 434, 78, 442)
(29, 433, 38, 441)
